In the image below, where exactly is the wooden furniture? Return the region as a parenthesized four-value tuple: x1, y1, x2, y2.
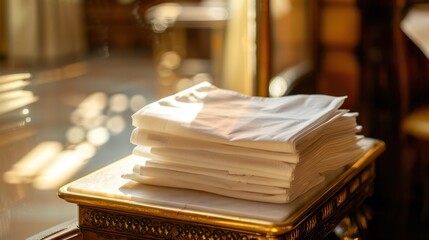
(395, 1, 429, 230)
(56, 138, 384, 240)
(25, 219, 83, 240)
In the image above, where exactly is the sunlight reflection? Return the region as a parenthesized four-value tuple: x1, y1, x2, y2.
(157, 65, 175, 79)
(0, 73, 31, 84)
(75, 142, 97, 160)
(130, 94, 147, 112)
(81, 114, 107, 130)
(78, 92, 107, 112)
(33, 150, 88, 190)
(2, 88, 150, 190)
(70, 92, 108, 127)
(0, 94, 39, 115)
(0, 73, 36, 121)
(87, 127, 110, 146)
(0, 80, 30, 92)
(66, 126, 86, 144)
(0, 207, 10, 239)
(0, 90, 32, 101)
(106, 115, 126, 135)
(33, 62, 89, 85)
(109, 93, 128, 113)
(3, 141, 63, 184)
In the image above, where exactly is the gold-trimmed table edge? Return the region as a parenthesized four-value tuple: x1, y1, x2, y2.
(58, 139, 385, 239)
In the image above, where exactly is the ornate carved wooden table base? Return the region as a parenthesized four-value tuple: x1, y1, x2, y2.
(59, 139, 385, 240)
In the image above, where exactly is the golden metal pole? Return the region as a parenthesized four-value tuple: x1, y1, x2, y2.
(255, 0, 271, 97)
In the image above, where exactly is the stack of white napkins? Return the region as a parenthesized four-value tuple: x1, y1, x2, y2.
(122, 82, 365, 203)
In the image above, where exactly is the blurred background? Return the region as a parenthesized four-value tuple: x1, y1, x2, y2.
(0, 0, 429, 239)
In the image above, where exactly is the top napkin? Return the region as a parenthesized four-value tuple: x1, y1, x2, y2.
(131, 82, 347, 153)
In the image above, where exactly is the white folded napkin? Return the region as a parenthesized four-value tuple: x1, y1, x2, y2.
(131, 81, 347, 153)
(131, 130, 300, 163)
(123, 82, 366, 203)
(130, 112, 360, 164)
(131, 133, 363, 182)
(132, 146, 296, 181)
(122, 161, 325, 203)
(141, 161, 291, 187)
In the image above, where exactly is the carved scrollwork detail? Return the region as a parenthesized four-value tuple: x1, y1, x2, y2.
(79, 206, 258, 240)
(349, 178, 360, 193)
(305, 216, 318, 233)
(77, 163, 377, 240)
(285, 227, 300, 240)
(321, 202, 334, 220)
(336, 189, 348, 207)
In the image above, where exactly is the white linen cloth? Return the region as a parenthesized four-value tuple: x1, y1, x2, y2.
(122, 161, 326, 203)
(131, 81, 347, 153)
(124, 82, 365, 203)
(131, 134, 363, 182)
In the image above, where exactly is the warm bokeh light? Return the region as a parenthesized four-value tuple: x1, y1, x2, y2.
(269, 61, 312, 97)
(269, 76, 288, 97)
(157, 65, 175, 79)
(82, 114, 107, 130)
(176, 74, 212, 92)
(130, 94, 147, 112)
(78, 92, 108, 112)
(106, 115, 126, 135)
(66, 126, 86, 144)
(147, 3, 182, 33)
(86, 127, 110, 146)
(176, 78, 193, 92)
(192, 73, 212, 83)
(70, 92, 108, 127)
(74, 142, 97, 160)
(160, 51, 181, 70)
(109, 93, 129, 113)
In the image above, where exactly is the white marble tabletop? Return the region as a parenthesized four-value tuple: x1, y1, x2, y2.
(62, 138, 379, 225)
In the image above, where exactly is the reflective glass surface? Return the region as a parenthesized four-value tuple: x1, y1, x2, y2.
(0, 1, 162, 238)
(0, 52, 157, 239)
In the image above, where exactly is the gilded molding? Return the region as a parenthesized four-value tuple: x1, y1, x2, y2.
(79, 206, 260, 240)
(77, 163, 377, 240)
(281, 163, 376, 239)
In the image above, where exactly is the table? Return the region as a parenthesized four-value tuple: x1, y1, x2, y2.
(57, 138, 385, 240)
